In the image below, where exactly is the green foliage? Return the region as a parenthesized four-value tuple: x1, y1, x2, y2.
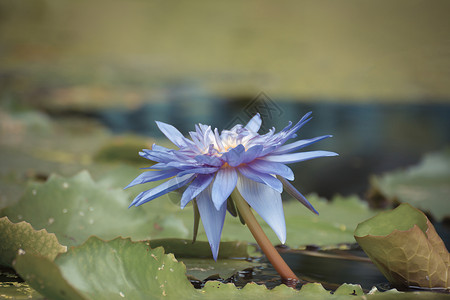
(355, 204, 450, 289)
(0, 171, 172, 246)
(0, 217, 66, 268)
(1, 170, 376, 250)
(370, 149, 450, 221)
(14, 236, 446, 300)
(93, 135, 152, 165)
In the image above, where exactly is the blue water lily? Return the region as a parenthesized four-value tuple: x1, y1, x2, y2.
(126, 112, 337, 260)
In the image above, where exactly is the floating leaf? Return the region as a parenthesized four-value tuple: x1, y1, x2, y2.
(216, 194, 377, 249)
(149, 238, 249, 259)
(12, 236, 448, 300)
(93, 135, 152, 165)
(334, 283, 364, 296)
(184, 258, 258, 281)
(0, 217, 66, 268)
(0, 171, 179, 246)
(355, 203, 450, 289)
(14, 237, 199, 300)
(369, 149, 450, 221)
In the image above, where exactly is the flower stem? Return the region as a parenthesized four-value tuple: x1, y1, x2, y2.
(231, 189, 299, 287)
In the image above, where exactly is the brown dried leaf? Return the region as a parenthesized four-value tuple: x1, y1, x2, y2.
(354, 203, 449, 289)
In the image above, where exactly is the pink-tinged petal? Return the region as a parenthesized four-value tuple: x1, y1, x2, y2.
(262, 150, 338, 164)
(238, 166, 283, 193)
(196, 185, 227, 261)
(244, 113, 262, 132)
(155, 121, 192, 148)
(211, 167, 238, 210)
(124, 169, 178, 189)
(236, 175, 286, 244)
(247, 160, 294, 181)
(272, 135, 333, 155)
(277, 176, 318, 215)
(180, 174, 214, 208)
(129, 174, 195, 207)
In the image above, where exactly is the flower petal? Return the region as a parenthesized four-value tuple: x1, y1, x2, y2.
(262, 150, 338, 164)
(177, 167, 219, 177)
(247, 160, 294, 181)
(211, 167, 238, 210)
(278, 176, 318, 215)
(221, 144, 246, 167)
(124, 169, 179, 189)
(241, 145, 264, 164)
(238, 166, 283, 193)
(196, 185, 227, 260)
(236, 175, 286, 244)
(244, 113, 262, 132)
(272, 135, 333, 155)
(180, 174, 214, 208)
(195, 154, 223, 167)
(129, 174, 195, 207)
(155, 121, 192, 148)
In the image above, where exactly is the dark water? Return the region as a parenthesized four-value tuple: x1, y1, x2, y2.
(97, 95, 450, 198)
(190, 245, 388, 292)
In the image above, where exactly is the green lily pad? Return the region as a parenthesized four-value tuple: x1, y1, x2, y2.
(12, 236, 448, 300)
(355, 203, 450, 289)
(183, 258, 258, 281)
(1, 169, 376, 251)
(334, 283, 364, 296)
(13, 237, 199, 300)
(369, 148, 450, 221)
(217, 194, 376, 249)
(0, 217, 66, 268)
(149, 239, 249, 259)
(146, 239, 257, 281)
(0, 171, 180, 246)
(93, 135, 153, 165)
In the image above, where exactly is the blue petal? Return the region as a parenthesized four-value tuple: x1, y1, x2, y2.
(241, 145, 263, 164)
(262, 150, 338, 164)
(278, 176, 318, 215)
(196, 185, 227, 261)
(211, 167, 238, 210)
(124, 169, 178, 189)
(244, 113, 262, 132)
(129, 174, 195, 207)
(235, 175, 286, 244)
(247, 160, 294, 180)
(221, 144, 246, 167)
(155, 121, 193, 149)
(237, 166, 283, 193)
(272, 135, 333, 155)
(177, 167, 219, 177)
(180, 174, 214, 208)
(195, 154, 223, 167)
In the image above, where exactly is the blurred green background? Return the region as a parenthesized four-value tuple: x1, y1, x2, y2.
(1, 0, 449, 198)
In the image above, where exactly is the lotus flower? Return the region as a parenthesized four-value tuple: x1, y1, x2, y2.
(126, 112, 337, 259)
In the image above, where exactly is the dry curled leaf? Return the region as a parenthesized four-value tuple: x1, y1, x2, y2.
(354, 203, 449, 289)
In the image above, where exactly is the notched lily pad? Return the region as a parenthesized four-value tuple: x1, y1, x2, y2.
(355, 203, 450, 289)
(0, 217, 66, 268)
(0, 170, 176, 246)
(369, 148, 450, 221)
(14, 236, 198, 300)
